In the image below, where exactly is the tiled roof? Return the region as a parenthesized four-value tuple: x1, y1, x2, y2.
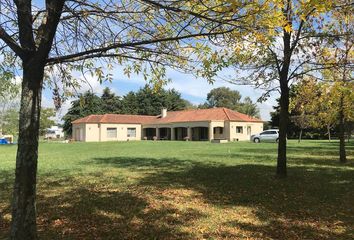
(72, 108, 263, 124)
(150, 108, 262, 123)
(72, 114, 156, 124)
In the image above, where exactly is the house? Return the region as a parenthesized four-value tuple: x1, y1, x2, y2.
(45, 126, 65, 139)
(71, 108, 264, 142)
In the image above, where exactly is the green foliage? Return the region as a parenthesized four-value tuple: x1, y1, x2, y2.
(199, 87, 260, 117)
(206, 87, 241, 109)
(39, 108, 56, 136)
(62, 92, 104, 136)
(1, 108, 19, 136)
(238, 97, 260, 118)
(63, 86, 190, 135)
(121, 85, 188, 115)
(101, 87, 122, 114)
(0, 72, 18, 99)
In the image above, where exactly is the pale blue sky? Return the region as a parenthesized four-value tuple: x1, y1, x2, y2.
(42, 65, 278, 122)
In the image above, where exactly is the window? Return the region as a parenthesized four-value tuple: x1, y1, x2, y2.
(261, 131, 277, 135)
(236, 126, 243, 133)
(213, 127, 223, 134)
(127, 128, 136, 137)
(107, 128, 117, 138)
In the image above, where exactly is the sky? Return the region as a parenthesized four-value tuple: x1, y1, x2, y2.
(42, 65, 278, 123)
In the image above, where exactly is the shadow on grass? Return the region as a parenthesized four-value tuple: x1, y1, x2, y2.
(35, 185, 201, 239)
(1, 153, 353, 239)
(92, 156, 354, 239)
(0, 169, 202, 240)
(0, 170, 15, 238)
(195, 142, 354, 167)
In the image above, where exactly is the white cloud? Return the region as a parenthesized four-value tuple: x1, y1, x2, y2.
(41, 62, 278, 122)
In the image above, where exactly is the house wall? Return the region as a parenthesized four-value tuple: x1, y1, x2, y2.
(99, 123, 142, 141)
(228, 121, 263, 141)
(73, 120, 263, 142)
(209, 121, 225, 139)
(85, 124, 100, 142)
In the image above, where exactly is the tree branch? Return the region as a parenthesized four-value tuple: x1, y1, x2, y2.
(36, 0, 66, 60)
(46, 30, 232, 64)
(0, 26, 24, 57)
(13, 0, 36, 52)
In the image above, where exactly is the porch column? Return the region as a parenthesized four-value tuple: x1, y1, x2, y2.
(171, 127, 175, 140)
(187, 127, 192, 141)
(156, 127, 160, 140)
(209, 123, 214, 141)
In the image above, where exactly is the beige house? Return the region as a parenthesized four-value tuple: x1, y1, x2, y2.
(72, 108, 264, 142)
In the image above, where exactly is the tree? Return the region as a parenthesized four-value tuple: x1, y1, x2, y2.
(120, 91, 139, 115)
(39, 108, 56, 136)
(206, 87, 242, 109)
(290, 78, 320, 142)
(101, 87, 122, 114)
(0, 76, 20, 130)
(121, 85, 188, 115)
(215, 0, 338, 177)
(270, 97, 300, 139)
(0, 1, 236, 237)
(200, 87, 260, 117)
(1, 108, 19, 136)
(63, 92, 103, 136)
(238, 97, 260, 118)
(316, 2, 354, 163)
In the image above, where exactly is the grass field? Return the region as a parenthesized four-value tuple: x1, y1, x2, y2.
(0, 140, 353, 239)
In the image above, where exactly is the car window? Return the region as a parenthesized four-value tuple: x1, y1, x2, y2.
(260, 131, 269, 135)
(268, 131, 277, 134)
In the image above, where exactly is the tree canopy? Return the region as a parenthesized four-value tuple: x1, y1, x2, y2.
(63, 86, 189, 135)
(198, 87, 260, 118)
(121, 85, 188, 115)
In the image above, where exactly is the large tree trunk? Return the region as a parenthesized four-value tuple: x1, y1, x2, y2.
(338, 96, 346, 163)
(11, 60, 44, 240)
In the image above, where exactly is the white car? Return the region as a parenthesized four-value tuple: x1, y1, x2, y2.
(251, 129, 279, 143)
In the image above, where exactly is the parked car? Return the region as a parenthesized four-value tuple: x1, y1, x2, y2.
(251, 129, 279, 143)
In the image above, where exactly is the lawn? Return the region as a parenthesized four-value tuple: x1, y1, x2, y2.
(0, 140, 353, 239)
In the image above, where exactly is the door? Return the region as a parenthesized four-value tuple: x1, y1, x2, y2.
(247, 126, 251, 136)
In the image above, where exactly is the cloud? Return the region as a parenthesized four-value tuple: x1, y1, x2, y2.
(41, 63, 277, 122)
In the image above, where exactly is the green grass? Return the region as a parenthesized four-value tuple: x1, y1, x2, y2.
(0, 140, 353, 239)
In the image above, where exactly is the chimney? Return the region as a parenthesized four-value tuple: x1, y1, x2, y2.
(161, 108, 167, 118)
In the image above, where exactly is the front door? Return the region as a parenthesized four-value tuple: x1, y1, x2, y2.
(247, 126, 251, 136)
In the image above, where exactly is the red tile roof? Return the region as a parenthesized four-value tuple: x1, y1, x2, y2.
(72, 108, 263, 124)
(72, 114, 156, 124)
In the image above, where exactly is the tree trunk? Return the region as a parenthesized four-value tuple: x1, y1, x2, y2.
(276, 20, 291, 178)
(277, 78, 289, 178)
(11, 60, 44, 240)
(339, 96, 346, 163)
(298, 129, 302, 143)
(327, 125, 331, 142)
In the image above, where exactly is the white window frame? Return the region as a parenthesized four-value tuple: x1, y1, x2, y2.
(107, 128, 117, 138)
(127, 128, 136, 137)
